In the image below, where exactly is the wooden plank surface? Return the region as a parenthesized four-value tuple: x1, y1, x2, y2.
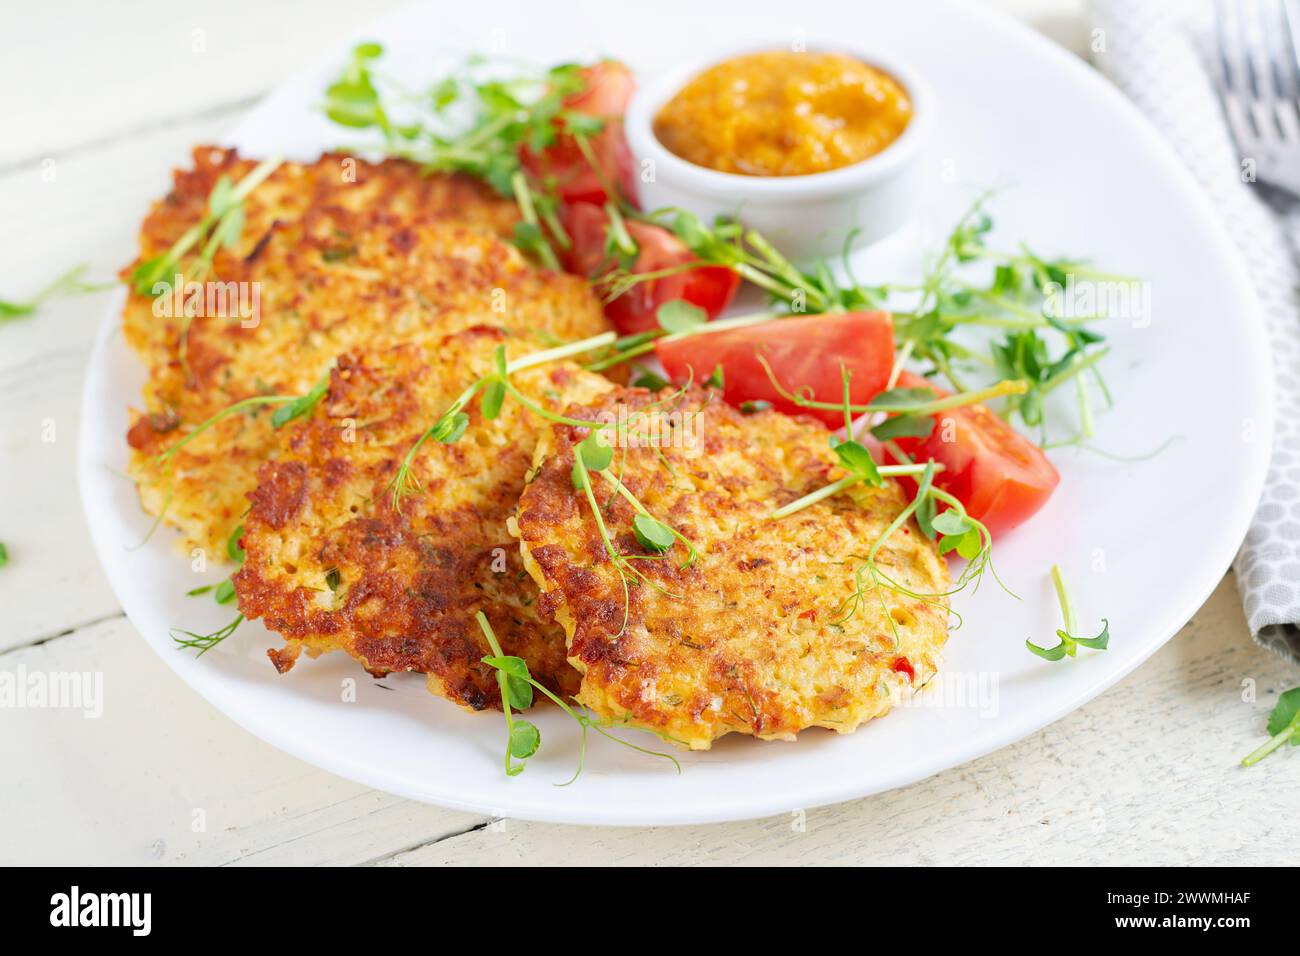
(3, 0, 1293, 867)
(3, 577, 1294, 866)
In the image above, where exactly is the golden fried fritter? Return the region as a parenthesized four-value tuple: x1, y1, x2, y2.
(232, 327, 615, 711)
(123, 145, 518, 363)
(515, 387, 951, 749)
(123, 146, 608, 556)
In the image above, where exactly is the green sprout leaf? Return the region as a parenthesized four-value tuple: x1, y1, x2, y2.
(656, 299, 707, 334)
(1072, 620, 1110, 650)
(871, 413, 935, 441)
(171, 613, 244, 656)
(483, 654, 535, 710)
(831, 439, 881, 486)
(433, 411, 470, 443)
(477, 610, 542, 776)
(571, 429, 613, 487)
(867, 386, 938, 410)
(213, 579, 236, 605)
(632, 369, 670, 392)
(1242, 687, 1300, 767)
(271, 374, 330, 428)
(1025, 565, 1108, 662)
(1, 264, 108, 323)
(633, 514, 675, 553)
(1024, 638, 1070, 662)
(1267, 688, 1300, 739)
(481, 378, 506, 420)
(508, 720, 541, 762)
(226, 524, 245, 564)
(930, 510, 972, 537)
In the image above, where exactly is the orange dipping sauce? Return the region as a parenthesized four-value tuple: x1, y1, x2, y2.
(653, 50, 913, 177)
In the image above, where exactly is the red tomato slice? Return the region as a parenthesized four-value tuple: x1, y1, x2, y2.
(888, 371, 1060, 538)
(564, 61, 635, 118)
(562, 202, 740, 334)
(520, 61, 637, 207)
(656, 311, 895, 427)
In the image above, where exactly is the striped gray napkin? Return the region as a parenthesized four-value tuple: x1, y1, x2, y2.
(1089, 0, 1300, 663)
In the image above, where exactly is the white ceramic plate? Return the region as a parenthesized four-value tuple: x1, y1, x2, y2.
(79, 0, 1273, 825)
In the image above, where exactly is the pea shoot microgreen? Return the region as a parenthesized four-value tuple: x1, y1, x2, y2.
(388, 331, 616, 509)
(475, 611, 681, 783)
(148, 371, 330, 476)
(170, 613, 244, 656)
(582, 302, 778, 374)
(0, 542, 8, 567)
(1241, 687, 1300, 768)
(603, 197, 1122, 446)
(226, 524, 246, 563)
(269, 375, 331, 428)
(0, 264, 111, 323)
(390, 330, 701, 635)
(176, 525, 248, 652)
(321, 43, 610, 268)
(765, 369, 1024, 522)
(476, 611, 541, 776)
(1024, 564, 1110, 661)
(887, 197, 1122, 443)
(131, 155, 282, 297)
(135, 373, 326, 566)
(633, 513, 675, 552)
(764, 366, 1006, 632)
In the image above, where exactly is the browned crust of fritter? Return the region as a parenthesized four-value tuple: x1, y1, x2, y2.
(515, 387, 952, 748)
(123, 145, 609, 556)
(232, 328, 614, 711)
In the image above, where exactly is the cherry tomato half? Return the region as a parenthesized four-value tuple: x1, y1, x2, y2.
(520, 61, 637, 207)
(656, 311, 896, 427)
(889, 371, 1060, 538)
(562, 202, 739, 334)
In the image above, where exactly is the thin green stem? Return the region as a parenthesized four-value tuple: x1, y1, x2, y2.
(1051, 564, 1077, 637)
(1241, 716, 1300, 768)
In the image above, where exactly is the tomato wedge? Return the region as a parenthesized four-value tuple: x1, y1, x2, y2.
(564, 60, 636, 117)
(520, 61, 636, 207)
(656, 311, 895, 427)
(887, 372, 1059, 538)
(562, 202, 740, 334)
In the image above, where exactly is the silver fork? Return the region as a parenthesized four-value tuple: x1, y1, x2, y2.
(1215, 0, 1300, 196)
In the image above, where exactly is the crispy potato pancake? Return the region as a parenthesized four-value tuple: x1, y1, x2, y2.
(515, 387, 952, 749)
(232, 327, 615, 711)
(123, 146, 608, 556)
(123, 146, 518, 362)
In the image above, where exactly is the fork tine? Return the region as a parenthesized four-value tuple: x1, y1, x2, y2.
(1274, 0, 1300, 98)
(1215, 0, 1245, 90)
(1249, 0, 1300, 141)
(1242, 0, 1275, 104)
(1217, 0, 1262, 146)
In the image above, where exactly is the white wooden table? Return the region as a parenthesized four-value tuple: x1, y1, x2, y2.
(2, 0, 1295, 866)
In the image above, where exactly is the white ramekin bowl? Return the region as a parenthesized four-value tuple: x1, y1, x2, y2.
(625, 43, 931, 263)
